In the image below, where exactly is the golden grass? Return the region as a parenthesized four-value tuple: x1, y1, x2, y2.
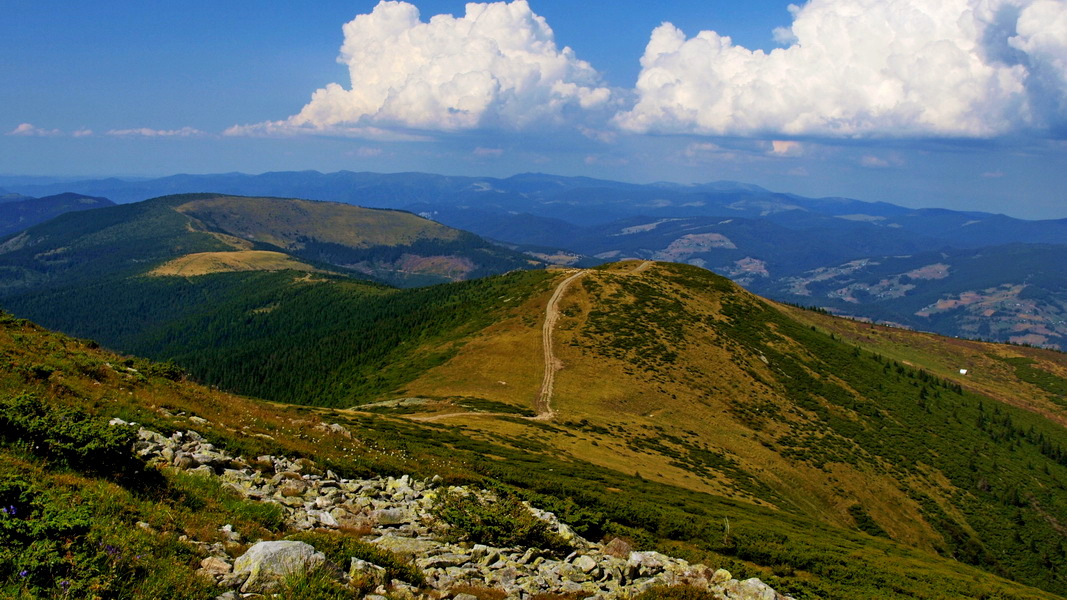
(176, 196, 460, 250)
(378, 260, 1067, 556)
(776, 302, 1067, 428)
(147, 250, 324, 277)
(6, 261, 1066, 600)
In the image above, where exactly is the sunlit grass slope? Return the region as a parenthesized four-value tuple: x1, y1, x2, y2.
(393, 261, 1067, 596)
(0, 193, 538, 295)
(1, 306, 1065, 600)
(148, 250, 324, 276)
(175, 195, 463, 249)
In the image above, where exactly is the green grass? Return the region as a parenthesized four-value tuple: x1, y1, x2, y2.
(1, 259, 1066, 600)
(998, 356, 1067, 408)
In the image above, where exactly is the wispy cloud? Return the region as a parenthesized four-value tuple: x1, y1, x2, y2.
(579, 126, 618, 144)
(223, 121, 431, 142)
(106, 126, 206, 137)
(473, 147, 504, 157)
(859, 153, 904, 168)
(349, 146, 384, 158)
(860, 156, 890, 168)
(8, 123, 61, 136)
(768, 140, 803, 157)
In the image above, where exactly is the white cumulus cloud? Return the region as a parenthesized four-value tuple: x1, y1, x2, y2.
(246, 0, 612, 136)
(616, 0, 1067, 138)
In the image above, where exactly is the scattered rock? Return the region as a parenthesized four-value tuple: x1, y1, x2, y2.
(574, 554, 598, 573)
(603, 537, 632, 558)
(197, 555, 232, 580)
(350, 557, 387, 586)
(134, 425, 795, 600)
(233, 540, 329, 593)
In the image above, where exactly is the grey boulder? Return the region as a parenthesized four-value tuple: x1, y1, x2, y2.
(233, 540, 328, 593)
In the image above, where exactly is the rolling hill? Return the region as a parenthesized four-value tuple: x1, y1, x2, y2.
(766, 244, 1067, 348)
(0, 259, 1066, 599)
(0, 192, 538, 295)
(382, 262, 1067, 594)
(8, 170, 1066, 346)
(0, 190, 1065, 598)
(2, 222, 1067, 593)
(0, 191, 114, 237)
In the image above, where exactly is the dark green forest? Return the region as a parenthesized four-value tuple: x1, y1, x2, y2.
(2, 269, 553, 407)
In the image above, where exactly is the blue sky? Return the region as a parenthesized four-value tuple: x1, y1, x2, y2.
(3, 0, 1066, 219)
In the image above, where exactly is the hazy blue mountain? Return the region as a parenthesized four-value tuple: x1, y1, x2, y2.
(8, 170, 1067, 345)
(9, 170, 1064, 245)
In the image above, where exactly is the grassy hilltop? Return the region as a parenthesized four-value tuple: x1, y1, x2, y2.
(0, 261, 1064, 598)
(0, 194, 1064, 599)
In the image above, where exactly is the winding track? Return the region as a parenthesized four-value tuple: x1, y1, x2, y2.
(400, 261, 654, 423)
(533, 270, 588, 419)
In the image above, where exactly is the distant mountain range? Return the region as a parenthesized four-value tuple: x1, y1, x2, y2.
(6, 171, 1066, 346)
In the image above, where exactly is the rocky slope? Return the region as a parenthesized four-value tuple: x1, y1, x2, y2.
(122, 417, 790, 600)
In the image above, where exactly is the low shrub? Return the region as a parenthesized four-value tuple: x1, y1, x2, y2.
(275, 564, 365, 600)
(286, 530, 425, 587)
(0, 393, 147, 482)
(633, 585, 720, 600)
(431, 488, 570, 553)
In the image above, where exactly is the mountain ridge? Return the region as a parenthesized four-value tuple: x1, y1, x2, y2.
(1, 256, 1066, 599)
(0, 191, 114, 237)
(7, 171, 1067, 345)
(0, 193, 539, 292)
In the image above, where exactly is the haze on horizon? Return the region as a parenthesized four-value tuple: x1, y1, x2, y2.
(2, 0, 1066, 219)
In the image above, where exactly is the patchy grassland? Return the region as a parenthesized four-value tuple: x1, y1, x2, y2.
(392, 261, 1067, 597)
(148, 250, 325, 276)
(2, 259, 1067, 599)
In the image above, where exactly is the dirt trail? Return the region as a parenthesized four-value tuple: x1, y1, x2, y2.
(401, 261, 654, 424)
(409, 411, 509, 422)
(533, 270, 588, 419)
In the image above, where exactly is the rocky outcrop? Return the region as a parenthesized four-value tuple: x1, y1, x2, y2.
(120, 419, 793, 600)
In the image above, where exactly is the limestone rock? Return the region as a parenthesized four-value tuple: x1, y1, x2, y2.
(350, 557, 387, 586)
(232, 540, 328, 593)
(573, 554, 598, 573)
(369, 535, 442, 560)
(603, 537, 632, 558)
(371, 507, 409, 526)
(197, 555, 232, 579)
(723, 577, 785, 600)
(128, 424, 797, 600)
